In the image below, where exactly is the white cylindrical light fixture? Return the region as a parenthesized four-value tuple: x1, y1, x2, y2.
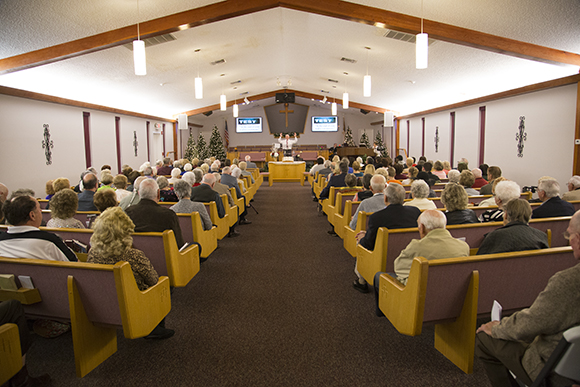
(233, 104, 239, 118)
(363, 75, 371, 97)
(416, 33, 428, 69)
(331, 102, 337, 116)
(342, 92, 349, 109)
(384, 111, 394, 127)
(195, 77, 203, 99)
(133, 40, 146, 76)
(220, 94, 227, 111)
(178, 114, 187, 130)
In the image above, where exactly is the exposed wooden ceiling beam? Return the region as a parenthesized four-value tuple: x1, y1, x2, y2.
(180, 89, 393, 117)
(1, 0, 579, 76)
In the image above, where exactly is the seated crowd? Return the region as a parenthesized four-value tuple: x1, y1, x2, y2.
(311, 153, 580, 387)
(0, 155, 258, 384)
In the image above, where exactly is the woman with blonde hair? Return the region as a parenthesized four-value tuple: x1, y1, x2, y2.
(87, 207, 174, 339)
(364, 164, 375, 176)
(47, 188, 85, 228)
(440, 183, 479, 225)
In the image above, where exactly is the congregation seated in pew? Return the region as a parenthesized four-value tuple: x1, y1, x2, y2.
(532, 178, 575, 219)
(170, 180, 213, 231)
(404, 180, 437, 211)
(0, 195, 77, 261)
(440, 182, 479, 225)
(477, 198, 549, 255)
(47, 188, 85, 229)
(478, 180, 519, 222)
(353, 183, 420, 293)
(372, 209, 469, 312)
(349, 174, 386, 230)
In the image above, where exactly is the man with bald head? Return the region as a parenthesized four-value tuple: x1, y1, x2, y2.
(77, 172, 98, 211)
(125, 179, 185, 247)
(475, 210, 580, 386)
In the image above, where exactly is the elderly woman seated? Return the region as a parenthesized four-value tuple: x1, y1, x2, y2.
(239, 161, 255, 183)
(431, 160, 447, 180)
(168, 167, 181, 185)
(47, 189, 85, 229)
(93, 189, 118, 213)
(113, 174, 131, 201)
(192, 168, 204, 187)
(232, 167, 247, 194)
(479, 179, 519, 222)
(169, 180, 213, 231)
(440, 182, 479, 225)
(447, 169, 460, 184)
(87, 207, 174, 339)
(157, 176, 177, 202)
(404, 180, 437, 210)
(477, 198, 549, 255)
(459, 170, 480, 196)
(401, 166, 418, 185)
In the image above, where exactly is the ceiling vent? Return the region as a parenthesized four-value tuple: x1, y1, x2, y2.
(327, 78, 338, 83)
(211, 59, 226, 66)
(124, 33, 176, 50)
(340, 57, 357, 64)
(230, 80, 242, 85)
(320, 89, 330, 94)
(382, 29, 436, 46)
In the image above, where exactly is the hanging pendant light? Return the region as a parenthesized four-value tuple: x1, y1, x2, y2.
(133, 0, 146, 76)
(416, 0, 428, 69)
(363, 47, 371, 97)
(194, 49, 203, 99)
(233, 102, 239, 118)
(331, 101, 337, 116)
(220, 94, 227, 111)
(343, 72, 349, 109)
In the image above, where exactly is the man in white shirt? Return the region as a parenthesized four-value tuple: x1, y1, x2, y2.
(0, 195, 77, 261)
(278, 133, 298, 158)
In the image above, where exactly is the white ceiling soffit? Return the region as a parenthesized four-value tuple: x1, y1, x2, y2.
(0, 0, 578, 119)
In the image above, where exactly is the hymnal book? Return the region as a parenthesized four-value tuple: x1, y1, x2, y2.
(0, 274, 18, 290)
(18, 275, 35, 289)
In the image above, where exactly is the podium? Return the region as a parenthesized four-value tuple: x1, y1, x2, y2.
(268, 161, 306, 186)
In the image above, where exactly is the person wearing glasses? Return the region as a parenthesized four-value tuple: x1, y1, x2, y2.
(475, 209, 580, 387)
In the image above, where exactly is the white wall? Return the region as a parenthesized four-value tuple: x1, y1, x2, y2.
(0, 93, 174, 198)
(405, 84, 577, 191)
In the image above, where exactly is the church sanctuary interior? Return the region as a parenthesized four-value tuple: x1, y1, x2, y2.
(1, 0, 580, 386)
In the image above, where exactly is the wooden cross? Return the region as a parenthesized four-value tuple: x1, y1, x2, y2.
(279, 103, 294, 128)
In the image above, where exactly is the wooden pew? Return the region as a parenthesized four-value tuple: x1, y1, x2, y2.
(333, 199, 360, 239)
(313, 176, 327, 199)
(247, 168, 263, 186)
(378, 247, 576, 374)
(355, 216, 571, 286)
(204, 201, 228, 240)
(343, 211, 372, 257)
(0, 257, 171, 377)
(38, 199, 49, 209)
(42, 210, 100, 228)
(229, 188, 245, 220)
(323, 187, 360, 221)
(221, 194, 238, 228)
(0, 323, 22, 385)
(176, 212, 217, 258)
(46, 228, 199, 288)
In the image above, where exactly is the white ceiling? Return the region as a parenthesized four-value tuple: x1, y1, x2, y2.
(0, 0, 579, 120)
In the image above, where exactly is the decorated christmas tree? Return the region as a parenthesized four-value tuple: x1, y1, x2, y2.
(195, 132, 209, 161)
(374, 131, 388, 157)
(344, 126, 356, 147)
(208, 124, 227, 161)
(360, 131, 371, 148)
(184, 134, 197, 161)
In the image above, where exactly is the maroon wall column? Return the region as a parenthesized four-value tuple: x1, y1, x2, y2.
(479, 106, 486, 166)
(115, 117, 121, 174)
(450, 112, 456, 167)
(83, 112, 91, 169)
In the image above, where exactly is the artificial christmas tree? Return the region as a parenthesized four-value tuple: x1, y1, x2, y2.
(208, 125, 227, 161)
(344, 126, 356, 147)
(374, 131, 388, 157)
(195, 132, 209, 161)
(184, 134, 198, 161)
(360, 131, 371, 148)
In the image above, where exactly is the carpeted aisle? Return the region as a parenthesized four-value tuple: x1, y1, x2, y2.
(27, 181, 491, 386)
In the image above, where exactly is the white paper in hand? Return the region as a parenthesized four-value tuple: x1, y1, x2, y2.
(492, 300, 502, 321)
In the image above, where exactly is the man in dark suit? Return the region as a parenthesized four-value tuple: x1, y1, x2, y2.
(244, 155, 257, 169)
(353, 183, 421, 292)
(220, 167, 250, 225)
(156, 157, 173, 176)
(318, 161, 348, 200)
(77, 172, 98, 211)
(125, 179, 185, 247)
(191, 173, 241, 237)
(532, 178, 575, 219)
